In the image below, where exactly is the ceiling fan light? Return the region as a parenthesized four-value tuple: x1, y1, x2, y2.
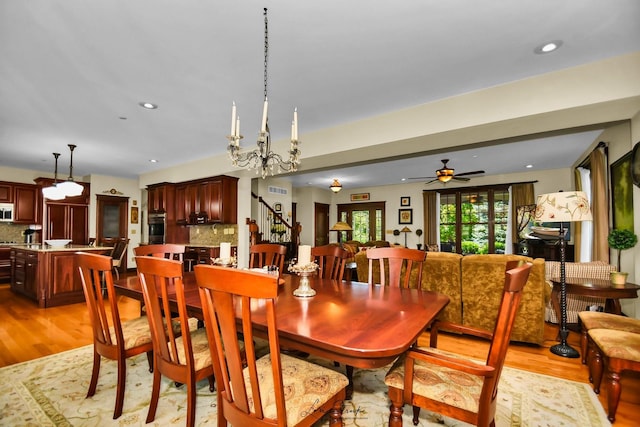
(436, 168, 454, 182)
(330, 178, 342, 193)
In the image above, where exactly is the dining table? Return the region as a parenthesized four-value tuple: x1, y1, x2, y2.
(114, 271, 450, 394)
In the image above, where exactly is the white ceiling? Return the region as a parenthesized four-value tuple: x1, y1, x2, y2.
(1, 1, 639, 189)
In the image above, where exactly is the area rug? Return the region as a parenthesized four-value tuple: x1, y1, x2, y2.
(0, 345, 610, 426)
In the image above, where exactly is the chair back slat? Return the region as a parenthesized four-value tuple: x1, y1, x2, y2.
(366, 247, 426, 288)
(195, 265, 285, 424)
(134, 244, 185, 261)
(312, 245, 349, 280)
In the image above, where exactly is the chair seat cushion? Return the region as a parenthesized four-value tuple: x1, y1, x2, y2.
(115, 316, 153, 350)
(174, 328, 213, 371)
(589, 329, 640, 362)
(579, 311, 640, 333)
(245, 353, 349, 426)
(384, 347, 484, 413)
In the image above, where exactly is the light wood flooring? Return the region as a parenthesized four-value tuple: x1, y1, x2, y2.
(0, 281, 638, 425)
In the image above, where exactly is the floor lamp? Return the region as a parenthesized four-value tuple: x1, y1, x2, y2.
(534, 191, 592, 358)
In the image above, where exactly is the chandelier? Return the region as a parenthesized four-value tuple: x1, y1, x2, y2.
(226, 8, 300, 179)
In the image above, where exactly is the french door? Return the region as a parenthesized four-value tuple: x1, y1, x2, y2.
(337, 202, 385, 243)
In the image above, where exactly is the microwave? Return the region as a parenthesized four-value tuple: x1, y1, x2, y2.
(0, 203, 13, 222)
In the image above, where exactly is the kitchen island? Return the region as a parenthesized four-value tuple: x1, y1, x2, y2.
(10, 244, 112, 308)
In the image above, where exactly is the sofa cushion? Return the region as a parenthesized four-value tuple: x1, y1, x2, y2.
(461, 254, 546, 345)
(421, 252, 463, 324)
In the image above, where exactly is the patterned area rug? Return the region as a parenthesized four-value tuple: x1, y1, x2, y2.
(0, 345, 610, 426)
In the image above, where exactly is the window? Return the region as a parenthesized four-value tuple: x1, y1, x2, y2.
(439, 186, 509, 254)
(337, 202, 385, 243)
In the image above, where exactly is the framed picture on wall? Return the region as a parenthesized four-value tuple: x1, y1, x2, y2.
(274, 202, 282, 212)
(131, 207, 139, 224)
(610, 151, 634, 231)
(632, 141, 640, 188)
(399, 208, 413, 224)
(400, 196, 410, 206)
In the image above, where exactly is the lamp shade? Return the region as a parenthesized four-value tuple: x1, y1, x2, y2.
(534, 191, 592, 223)
(400, 226, 412, 233)
(330, 221, 352, 231)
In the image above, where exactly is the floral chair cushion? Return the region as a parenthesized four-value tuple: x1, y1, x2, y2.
(589, 329, 640, 362)
(384, 347, 484, 413)
(245, 353, 349, 426)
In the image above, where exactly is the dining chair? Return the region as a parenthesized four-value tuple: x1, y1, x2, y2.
(110, 238, 129, 280)
(366, 247, 426, 288)
(249, 243, 287, 276)
(195, 265, 349, 426)
(77, 251, 154, 419)
(384, 262, 532, 427)
(135, 256, 214, 427)
(134, 243, 186, 261)
(312, 244, 349, 280)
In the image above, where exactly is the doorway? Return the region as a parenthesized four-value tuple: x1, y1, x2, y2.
(314, 203, 330, 246)
(97, 195, 129, 268)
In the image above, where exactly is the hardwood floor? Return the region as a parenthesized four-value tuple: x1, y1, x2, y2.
(1, 281, 638, 425)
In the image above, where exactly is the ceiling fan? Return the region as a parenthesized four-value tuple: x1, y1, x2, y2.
(408, 159, 485, 184)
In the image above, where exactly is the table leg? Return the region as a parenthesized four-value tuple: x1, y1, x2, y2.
(605, 298, 622, 315)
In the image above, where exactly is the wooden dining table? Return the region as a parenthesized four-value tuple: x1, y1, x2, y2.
(114, 271, 450, 372)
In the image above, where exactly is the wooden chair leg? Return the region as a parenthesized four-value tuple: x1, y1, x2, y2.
(146, 368, 161, 423)
(606, 368, 622, 423)
(387, 387, 404, 427)
(86, 350, 101, 397)
(591, 348, 604, 394)
(146, 350, 153, 372)
(412, 405, 421, 425)
(186, 381, 196, 427)
(328, 398, 344, 426)
(113, 356, 126, 418)
(580, 327, 589, 364)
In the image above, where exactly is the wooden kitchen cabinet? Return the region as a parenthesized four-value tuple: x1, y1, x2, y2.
(0, 183, 13, 203)
(10, 248, 38, 300)
(13, 184, 40, 224)
(148, 183, 172, 213)
(46, 204, 88, 245)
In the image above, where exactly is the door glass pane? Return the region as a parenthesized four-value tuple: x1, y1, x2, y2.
(494, 190, 509, 253)
(439, 193, 456, 251)
(352, 210, 370, 243)
(102, 205, 121, 238)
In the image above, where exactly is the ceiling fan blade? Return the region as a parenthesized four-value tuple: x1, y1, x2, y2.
(424, 179, 439, 185)
(452, 176, 471, 182)
(407, 176, 436, 180)
(455, 170, 485, 177)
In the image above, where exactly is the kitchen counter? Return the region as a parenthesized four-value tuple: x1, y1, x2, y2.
(10, 245, 112, 307)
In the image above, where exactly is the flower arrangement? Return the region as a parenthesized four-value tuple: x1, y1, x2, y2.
(270, 223, 286, 234)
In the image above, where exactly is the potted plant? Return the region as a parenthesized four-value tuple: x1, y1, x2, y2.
(607, 229, 638, 285)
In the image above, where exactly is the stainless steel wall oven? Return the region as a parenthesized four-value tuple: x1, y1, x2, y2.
(148, 213, 166, 244)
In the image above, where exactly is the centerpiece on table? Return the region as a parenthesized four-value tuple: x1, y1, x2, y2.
(288, 244, 318, 297)
(211, 242, 236, 267)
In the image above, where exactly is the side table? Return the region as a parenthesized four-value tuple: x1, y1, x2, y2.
(550, 277, 640, 323)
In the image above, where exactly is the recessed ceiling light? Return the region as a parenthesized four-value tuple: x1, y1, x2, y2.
(149, 159, 158, 163)
(526, 164, 533, 168)
(139, 102, 158, 109)
(534, 40, 563, 54)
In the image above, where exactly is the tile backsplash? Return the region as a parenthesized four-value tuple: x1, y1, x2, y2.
(189, 224, 238, 246)
(0, 223, 28, 242)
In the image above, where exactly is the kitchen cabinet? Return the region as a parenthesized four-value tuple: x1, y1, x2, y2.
(174, 176, 238, 225)
(148, 183, 171, 213)
(185, 245, 237, 270)
(0, 247, 11, 283)
(13, 184, 40, 224)
(46, 204, 88, 245)
(11, 245, 111, 307)
(10, 248, 38, 300)
(0, 183, 13, 203)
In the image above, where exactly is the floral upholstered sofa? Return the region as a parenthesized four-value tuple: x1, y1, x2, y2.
(355, 251, 548, 345)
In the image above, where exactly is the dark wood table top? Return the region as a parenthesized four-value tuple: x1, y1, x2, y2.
(550, 277, 640, 296)
(114, 272, 450, 369)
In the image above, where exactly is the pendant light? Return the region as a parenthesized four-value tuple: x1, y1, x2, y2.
(41, 153, 66, 200)
(56, 144, 84, 197)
